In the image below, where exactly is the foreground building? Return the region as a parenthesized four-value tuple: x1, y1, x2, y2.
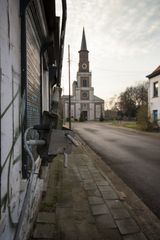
(63, 29, 104, 121)
(0, 1, 66, 239)
(147, 66, 160, 123)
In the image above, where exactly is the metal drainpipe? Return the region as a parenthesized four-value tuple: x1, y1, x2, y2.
(57, 0, 67, 86)
(20, 0, 31, 178)
(0, 62, 2, 218)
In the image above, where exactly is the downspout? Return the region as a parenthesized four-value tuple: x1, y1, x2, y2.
(57, 0, 67, 86)
(0, 57, 2, 218)
(20, 0, 31, 178)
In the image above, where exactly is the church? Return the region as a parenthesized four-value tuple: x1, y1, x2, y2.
(63, 29, 104, 121)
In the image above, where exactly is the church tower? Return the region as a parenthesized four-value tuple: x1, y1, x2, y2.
(63, 28, 104, 121)
(76, 28, 94, 120)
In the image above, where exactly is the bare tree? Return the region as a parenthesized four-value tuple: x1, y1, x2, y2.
(118, 82, 148, 118)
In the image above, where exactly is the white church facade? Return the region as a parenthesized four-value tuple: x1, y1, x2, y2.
(63, 29, 104, 121)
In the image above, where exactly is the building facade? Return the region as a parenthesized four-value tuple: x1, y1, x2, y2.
(63, 29, 104, 121)
(147, 66, 160, 124)
(0, 1, 66, 239)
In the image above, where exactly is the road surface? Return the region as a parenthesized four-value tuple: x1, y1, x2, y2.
(73, 122, 160, 218)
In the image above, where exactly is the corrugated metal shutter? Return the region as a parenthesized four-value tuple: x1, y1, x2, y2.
(26, 12, 41, 161)
(26, 14, 41, 128)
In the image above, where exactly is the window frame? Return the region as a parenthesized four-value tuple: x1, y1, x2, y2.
(153, 81, 158, 97)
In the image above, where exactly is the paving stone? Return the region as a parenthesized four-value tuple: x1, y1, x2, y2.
(36, 212, 55, 224)
(76, 220, 100, 240)
(101, 190, 119, 200)
(96, 180, 109, 186)
(73, 201, 90, 212)
(99, 228, 123, 240)
(79, 170, 90, 175)
(95, 213, 117, 229)
(86, 189, 101, 197)
(123, 232, 147, 240)
(33, 223, 56, 239)
(116, 218, 140, 235)
(98, 185, 113, 191)
(57, 191, 73, 207)
(92, 173, 103, 178)
(93, 177, 105, 182)
(91, 204, 109, 215)
(59, 230, 78, 240)
(84, 183, 97, 190)
(74, 210, 95, 224)
(88, 167, 99, 172)
(58, 220, 78, 240)
(81, 174, 92, 180)
(83, 179, 94, 184)
(111, 208, 130, 219)
(99, 185, 114, 192)
(56, 207, 73, 219)
(58, 219, 77, 234)
(79, 167, 89, 171)
(88, 196, 104, 205)
(106, 200, 124, 209)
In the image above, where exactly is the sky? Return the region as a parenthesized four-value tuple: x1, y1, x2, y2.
(58, 0, 160, 103)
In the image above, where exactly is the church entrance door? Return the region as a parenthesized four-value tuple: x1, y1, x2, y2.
(81, 111, 88, 121)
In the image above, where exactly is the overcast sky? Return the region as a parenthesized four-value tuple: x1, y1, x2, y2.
(60, 0, 160, 101)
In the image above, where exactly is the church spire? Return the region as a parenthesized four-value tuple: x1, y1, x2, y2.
(80, 28, 87, 51)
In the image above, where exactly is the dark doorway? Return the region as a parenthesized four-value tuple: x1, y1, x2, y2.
(81, 111, 88, 121)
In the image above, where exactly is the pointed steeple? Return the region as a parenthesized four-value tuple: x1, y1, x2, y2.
(80, 28, 87, 51)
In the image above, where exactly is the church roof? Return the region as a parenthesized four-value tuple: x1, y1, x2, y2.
(80, 28, 88, 51)
(94, 95, 104, 102)
(146, 65, 160, 79)
(62, 95, 104, 103)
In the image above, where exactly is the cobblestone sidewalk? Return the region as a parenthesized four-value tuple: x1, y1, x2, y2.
(30, 138, 160, 240)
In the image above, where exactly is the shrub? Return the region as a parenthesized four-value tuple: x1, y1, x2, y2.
(136, 105, 150, 130)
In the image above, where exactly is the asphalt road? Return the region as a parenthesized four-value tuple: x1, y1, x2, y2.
(73, 122, 160, 218)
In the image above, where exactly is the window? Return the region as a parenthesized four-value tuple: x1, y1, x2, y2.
(81, 77, 89, 87)
(83, 79, 87, 87)
(153, 110, 158, 121)
(153, 81, 158, 97)
(82, 103, 87, 110)
(82, 79, 89, 87)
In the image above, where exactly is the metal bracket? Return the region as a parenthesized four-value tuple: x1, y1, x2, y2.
(48, 129, 78, 155)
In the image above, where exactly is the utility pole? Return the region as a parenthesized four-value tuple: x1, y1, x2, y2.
(68, 45, 71, 129)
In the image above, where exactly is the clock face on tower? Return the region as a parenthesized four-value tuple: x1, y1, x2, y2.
(82, 63, 87, 69)
(81, 90, 89, 100)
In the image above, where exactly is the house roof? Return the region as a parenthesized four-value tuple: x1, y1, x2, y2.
(146, 65, 160, 79)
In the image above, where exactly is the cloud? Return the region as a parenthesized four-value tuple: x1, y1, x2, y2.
(62, 0, 160, 98)
(64, 0, 160, 62)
